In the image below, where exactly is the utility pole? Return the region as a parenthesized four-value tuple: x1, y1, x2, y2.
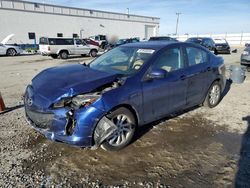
(127, 8, 130, 15)
(175, 12, 182, 35)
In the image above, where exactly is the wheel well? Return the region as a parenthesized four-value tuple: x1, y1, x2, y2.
(6, 48, 16, 53)
(109, 104, 139, 126)
(59, 50, 69, 54)
(91, 104, 139, 147)
(202, 78, 221, 104)
(90, 49, 98, 53)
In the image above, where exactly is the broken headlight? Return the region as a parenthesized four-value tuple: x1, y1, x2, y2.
(71, 94, 100, 108)
(53, 98, 72, 108)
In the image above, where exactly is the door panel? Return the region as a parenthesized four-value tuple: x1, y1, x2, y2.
(74, 39, 89, 55)
(142, 46, 187, 123)
(184, 46, 211, 106)
(142, 70, 187, 123)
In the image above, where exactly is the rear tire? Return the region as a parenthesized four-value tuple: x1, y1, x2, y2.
(60, 51, 68, 59)
(99, 107, 136, 151)
(203, 81, 222, 108)
(6, 48, 17, 56)
(89, 49, 98, 57)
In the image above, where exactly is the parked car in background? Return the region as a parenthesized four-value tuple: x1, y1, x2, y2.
(89, 35, 108, 49)
(213, 38, 231, 54)
(149, 36, 178, 41)
(39, 37, 99, 59)
(24, 41, 226, 151)
(241, 46, 250, 67)
(0, 34, 22, 56)
(186, 37, 217, 54)
(115, 38, 140, 47)
(82, 38, 99, 47)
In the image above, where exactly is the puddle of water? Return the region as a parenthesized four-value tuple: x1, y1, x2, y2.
(22, 115, 242, 187)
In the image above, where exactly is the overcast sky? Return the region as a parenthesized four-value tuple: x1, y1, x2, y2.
(27, 0, 250, 35)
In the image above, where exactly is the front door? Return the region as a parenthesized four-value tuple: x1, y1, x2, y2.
(142, 46, 188, 123)
(74, 39, 89, 55)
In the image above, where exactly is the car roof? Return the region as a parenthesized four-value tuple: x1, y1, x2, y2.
(121, 41, 178, 50)
(188, 37, 212, 40)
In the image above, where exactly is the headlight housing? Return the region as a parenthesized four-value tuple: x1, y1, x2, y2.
(71, 94, 100, 108)
(53, 94, 100, 109)
(53, 98, 72, 108)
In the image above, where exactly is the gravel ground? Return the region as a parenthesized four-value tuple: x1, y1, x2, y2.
(0, 49, 250, 187)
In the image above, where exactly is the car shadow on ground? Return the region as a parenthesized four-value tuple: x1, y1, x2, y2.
(131, 106, 200, 145)
(0, 104, 24, 115)
(235, 116, 250, 187)
(131, 80, 232, 146)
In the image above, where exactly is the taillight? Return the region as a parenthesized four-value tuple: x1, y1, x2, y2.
(48, 46, 50, 51)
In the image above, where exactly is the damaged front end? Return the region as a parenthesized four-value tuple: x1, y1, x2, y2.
(24, 78, 124, 148)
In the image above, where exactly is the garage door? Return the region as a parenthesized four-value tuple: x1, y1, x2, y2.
(145, 25, 156, 39)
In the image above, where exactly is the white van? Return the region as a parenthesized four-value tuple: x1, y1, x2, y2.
(39, 37, 99, 59)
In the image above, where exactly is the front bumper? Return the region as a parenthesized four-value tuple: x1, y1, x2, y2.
(24, 88, 106, 147)
(241, 55, 250, 65)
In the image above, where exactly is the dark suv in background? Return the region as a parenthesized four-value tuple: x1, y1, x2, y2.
(186, 37, 217, 54)
(149, 36, 178, 41)
(214, 38, 231, 54)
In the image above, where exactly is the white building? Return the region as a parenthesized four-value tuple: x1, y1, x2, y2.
(0, 0, 160, 44)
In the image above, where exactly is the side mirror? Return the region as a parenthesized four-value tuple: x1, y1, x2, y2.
(147, 69, 167, 80)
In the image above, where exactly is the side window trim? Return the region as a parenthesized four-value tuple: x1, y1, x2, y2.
(150, 45, 185, 72)
(185, 45, 209, 67)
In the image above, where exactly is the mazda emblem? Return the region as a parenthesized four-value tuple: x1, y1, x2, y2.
(27, 98, 33, 106)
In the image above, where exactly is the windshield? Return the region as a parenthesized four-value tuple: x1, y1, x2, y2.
(89, 46, 155, 75)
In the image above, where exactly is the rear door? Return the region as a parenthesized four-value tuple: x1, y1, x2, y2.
(184, 45, 211, 107)
(142, 45, 188, 122)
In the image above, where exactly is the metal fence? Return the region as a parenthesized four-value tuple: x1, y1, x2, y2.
(174, 32, 250, 46)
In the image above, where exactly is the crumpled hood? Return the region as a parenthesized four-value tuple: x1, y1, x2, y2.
(31, 64, 119, 108)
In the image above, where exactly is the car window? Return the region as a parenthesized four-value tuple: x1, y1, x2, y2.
(152, 48, 183, 72)
(186, 47, 208, 66)
(75, 39, 82, 45)
(90, 47, 154, 75)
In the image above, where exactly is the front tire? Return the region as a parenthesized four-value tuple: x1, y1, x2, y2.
(89, 49, 98, 57)
(100, 107, 136, 151)
(6, 48, 17, 56)
(203, 81, 222, 108)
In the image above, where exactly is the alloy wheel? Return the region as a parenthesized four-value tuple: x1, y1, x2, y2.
(209, 84, 221, 105)
(107, 114, 133, 147)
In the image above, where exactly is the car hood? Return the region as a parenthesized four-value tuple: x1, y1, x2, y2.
(31, 64, 119, 108)
(1, 34, 15, 45)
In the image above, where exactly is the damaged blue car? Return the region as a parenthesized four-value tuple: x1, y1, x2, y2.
(24, 41, 226, 151)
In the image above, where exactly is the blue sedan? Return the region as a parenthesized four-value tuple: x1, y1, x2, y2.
(24, 41, 226, 151)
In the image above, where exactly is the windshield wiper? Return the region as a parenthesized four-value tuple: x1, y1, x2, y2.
(82, 62, 89, 67)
